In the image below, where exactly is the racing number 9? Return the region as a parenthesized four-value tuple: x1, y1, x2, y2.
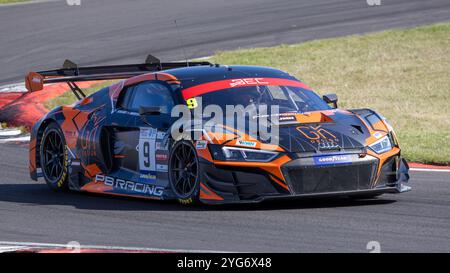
(143, 141, 150, 168)
(139, 135, 155, 172)
(186, 98, 198, 109)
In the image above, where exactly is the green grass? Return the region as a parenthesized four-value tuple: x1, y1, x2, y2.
(43, 81, 116, 110)
(0, 0, 28, 4)
(209, 23, 450, 165)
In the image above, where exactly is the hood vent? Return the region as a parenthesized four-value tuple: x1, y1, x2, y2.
(351, 125, 364, 134)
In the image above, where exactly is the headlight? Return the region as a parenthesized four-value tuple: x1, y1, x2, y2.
(209, 145, 279, 162)
(369, 135, 392, 154)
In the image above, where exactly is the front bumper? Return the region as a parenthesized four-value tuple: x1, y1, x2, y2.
(199, 154, 410, 204)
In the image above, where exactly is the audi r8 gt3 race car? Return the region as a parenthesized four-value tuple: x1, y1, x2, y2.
(27, 55, 410, 205)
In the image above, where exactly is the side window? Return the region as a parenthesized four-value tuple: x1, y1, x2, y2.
(126, 82, 175, 114)
(117, 86, 134, 109)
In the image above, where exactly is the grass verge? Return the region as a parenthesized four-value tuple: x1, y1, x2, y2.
(0, 0, 29, 4)
(209, 23, 450, 165)
(43, 81, 117, 110)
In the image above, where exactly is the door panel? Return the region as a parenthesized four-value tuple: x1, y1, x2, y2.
(113, 127, 140, 172)
(98, 80, 177, 199)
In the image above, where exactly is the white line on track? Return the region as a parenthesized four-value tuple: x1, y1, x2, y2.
(0, 83, 27, 93)
(410, 168, 450, 173)
(0, 241, 226, 253)
(0, 135, 30, 144)
(0, 246, 29, 253)
(0, 129, 21, 137)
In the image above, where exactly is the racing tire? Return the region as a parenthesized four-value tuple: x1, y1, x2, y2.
(168, 140, 200, 205)
(40, 122, 69, 191)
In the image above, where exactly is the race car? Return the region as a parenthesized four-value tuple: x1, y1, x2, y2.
(27, 55, 410, 205)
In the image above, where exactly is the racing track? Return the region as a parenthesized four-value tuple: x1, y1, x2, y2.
(0, 0, 449, 252)
(0, 144, 449, 252)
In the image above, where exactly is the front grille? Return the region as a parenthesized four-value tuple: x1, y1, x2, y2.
(284, 158, 378, 195)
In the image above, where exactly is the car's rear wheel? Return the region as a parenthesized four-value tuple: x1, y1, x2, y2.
(169, 140, 200, 205)
(40, 122, 69, 191)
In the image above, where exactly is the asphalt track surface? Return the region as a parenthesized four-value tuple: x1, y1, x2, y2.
(0, 0, 449, 252)
(0, 144, 449, 252)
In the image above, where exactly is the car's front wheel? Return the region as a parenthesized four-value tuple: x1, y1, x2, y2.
(168, 140, 200, 205)
(40, 122, 69, 191)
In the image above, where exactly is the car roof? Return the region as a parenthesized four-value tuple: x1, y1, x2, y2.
(164, 65, 298, 89)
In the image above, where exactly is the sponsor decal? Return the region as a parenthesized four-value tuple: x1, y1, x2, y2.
(236, 140, 257, 148)
(156, 164, 168, 172)
(254, 112, 303, 119)
(279, 115, 296, 122)
(196, 140, 208, 150)
(156, 139, 169, 151)
(314, 154, 351, 166)
(156, 153, 169, 161)
(156, 131, 166, 140)
(139, 173, 156, 180)
(96, 174, 163, 197)
(140, 128, 157, 139)
(229, 78, 269, 88)
(296, 125, 337, 143)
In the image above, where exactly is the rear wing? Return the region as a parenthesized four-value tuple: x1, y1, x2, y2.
(25, 54, 212, 99)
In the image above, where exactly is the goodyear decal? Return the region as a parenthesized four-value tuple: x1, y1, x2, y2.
(314, 154, 351, 166)
(139, 173, 157, 180)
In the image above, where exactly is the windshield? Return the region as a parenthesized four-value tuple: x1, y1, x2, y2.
(194, 85, 331, 114)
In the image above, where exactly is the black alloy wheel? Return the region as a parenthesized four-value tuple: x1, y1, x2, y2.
(40, 123, 68, 190)
(169, 141, 199, 202)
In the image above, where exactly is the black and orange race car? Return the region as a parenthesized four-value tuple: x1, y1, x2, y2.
(27, 55, 410, 205)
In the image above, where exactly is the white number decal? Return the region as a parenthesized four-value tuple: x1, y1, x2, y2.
(139, 128, 156, 171)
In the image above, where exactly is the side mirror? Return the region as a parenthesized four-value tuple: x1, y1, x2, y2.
(139, 106, 161, 116)
(323, 93, 338, 109)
